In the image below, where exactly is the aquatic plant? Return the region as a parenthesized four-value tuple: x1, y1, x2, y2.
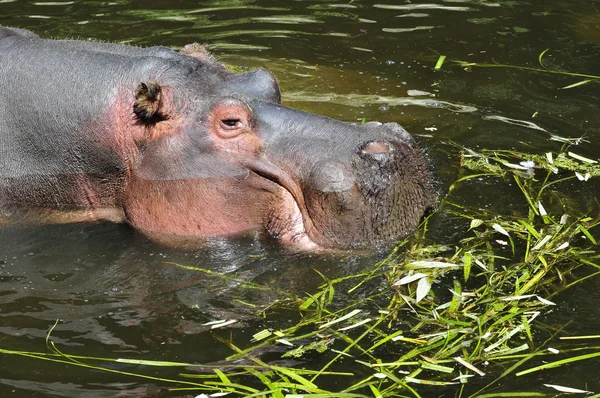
(1, 143, 599, 397)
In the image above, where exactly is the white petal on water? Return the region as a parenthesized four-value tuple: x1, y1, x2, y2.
(545, 152, 553, 164)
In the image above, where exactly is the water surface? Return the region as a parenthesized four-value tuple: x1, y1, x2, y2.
(0, 0, 599, 396)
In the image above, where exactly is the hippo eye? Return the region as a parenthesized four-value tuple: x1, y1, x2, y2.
(211, 100, 252, 139)
(220, 118, 243, 130)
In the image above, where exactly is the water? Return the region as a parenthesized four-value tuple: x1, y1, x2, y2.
(0, 0, 599, 396)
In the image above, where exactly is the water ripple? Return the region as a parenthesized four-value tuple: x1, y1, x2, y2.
(374, 4, 471, 11)
(285, 93, 478, 113)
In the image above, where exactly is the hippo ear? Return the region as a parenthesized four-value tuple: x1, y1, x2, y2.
(180, 42, 214, 60)
(133, 81, 166, 123)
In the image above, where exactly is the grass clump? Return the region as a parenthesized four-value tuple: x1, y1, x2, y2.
(1, 143, 600, 397)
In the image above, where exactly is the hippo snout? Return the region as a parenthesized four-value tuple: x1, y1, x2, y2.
(296, 127, 435, 249)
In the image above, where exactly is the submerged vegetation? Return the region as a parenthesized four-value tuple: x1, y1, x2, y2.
(2, 142, 600, 397)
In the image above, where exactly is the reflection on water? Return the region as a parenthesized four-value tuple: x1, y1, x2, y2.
(0, 0, 599, 395)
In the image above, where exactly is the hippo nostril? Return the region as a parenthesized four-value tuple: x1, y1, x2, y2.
(362, 141, 392, 155)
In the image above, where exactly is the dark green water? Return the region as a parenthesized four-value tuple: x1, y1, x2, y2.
(0, 0, 599, 396)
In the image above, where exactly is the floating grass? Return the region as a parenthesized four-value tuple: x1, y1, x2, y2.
(1, 143, 599, 396)
(443, 48, 600, 89)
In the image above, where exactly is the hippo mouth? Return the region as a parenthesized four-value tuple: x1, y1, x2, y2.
(243, 157, 322, 250)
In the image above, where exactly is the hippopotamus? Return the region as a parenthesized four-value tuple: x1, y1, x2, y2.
(0, 26, 436, 250)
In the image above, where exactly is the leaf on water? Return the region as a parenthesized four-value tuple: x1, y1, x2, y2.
(531, 235, 552, 251)
(560, 335, 600, 340)
(394, 273, 428, 286)
(560, 79, 592, 90)
(538, 48, 550, 66)
(469, 219, 484, 230)
(271, 365, 319, 390)
(275, 338, 294, 346)
(474, 258, 487, 270)
(536, 296, 556, 306)
(210, 319, 237, 329)
(202, 319, 227, 326)
(543, 384, 592, 394)
(318, 309, 362, 329)
(420, 362, 454, 373)
(578, 224, 598, 244)
(575, 172, 591, 181)
(391, 334, 405, 341)
(434, 55, 446, 70)
(405, 376, 459, 386)
(568, 152, 598, 164)
(519, 160, 536, 169)
(492, 223, 510, 237)
(338, 318, 372, 331)
(550, 135, 587, 144)
(501, 162, 529, 170)
(252, 329, 272, 341)
(408, 261, 462, 268)
(501, 294, 536, 301)
(454, 357, 485, 376)
(416, 277, 432, 303)
(538, 202, 547, 216)
(452, 374, 474, 381)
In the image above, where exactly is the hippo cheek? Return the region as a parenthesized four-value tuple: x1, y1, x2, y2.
(122, 174, 273, 242)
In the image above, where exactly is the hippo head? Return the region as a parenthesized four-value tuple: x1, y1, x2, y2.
(122, 49, 436, 250)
